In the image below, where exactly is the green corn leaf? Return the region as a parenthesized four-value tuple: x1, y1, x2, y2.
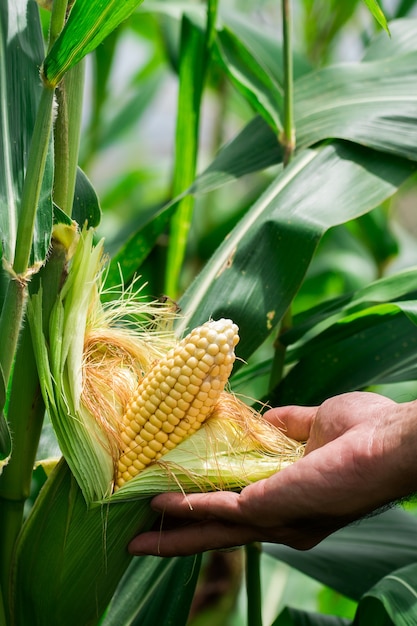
(265, 508, 417, 602)
(191, 115, 283, 194)
(363, 18, 417, 60)
(72, 167, 102, 229)
(104, 201, 176, 290)
(214, 26, 284, 133)
(272, 302, 417, 405)
(355, 562, 417, 625)
(0, 0, 53, 266)
(272, 607, 351, 626)
(283, 266, 417, 347)
(102, 553, 201, 626)
(164, 13, 207, 298)
(177, 141, 415, 362)
(191, 18, 417, 197)
(43, 0, 146, 87)
(220, 10, 312, 85)
(294, 51, 417, 161)
(362, 0, 390, 34)
(232, 266, 417, 400)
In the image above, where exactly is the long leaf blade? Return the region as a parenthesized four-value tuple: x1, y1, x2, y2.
(193, 19, 417, 196)
(178, 142, 415, 362)
(295, 51, 417, 160)
(362, 0, 390, 33)
(355, 563, 417, 625)
(0, 0, 53, 265)
(43, 0, 145, 86)
(102, 554, 200, 626)
(264, 508, 417, 602)
(273, 607, 351, 626)
(273, 304, 417, 405)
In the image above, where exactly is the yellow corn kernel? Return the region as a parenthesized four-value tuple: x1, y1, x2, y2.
(115, 319, 239, 489)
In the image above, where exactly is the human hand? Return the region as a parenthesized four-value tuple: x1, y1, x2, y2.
(129, 392, 417, 557)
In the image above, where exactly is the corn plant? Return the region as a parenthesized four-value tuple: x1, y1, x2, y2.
(2, 0, 417, 625)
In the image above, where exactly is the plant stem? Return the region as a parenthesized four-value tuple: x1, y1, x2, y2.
(0, 81, 54, 400)
(245, 542, 263, 626)
(0, 279, 26, 391)
(164, 0, 218, 299)
(48, 0, 69, 53)
(12, 86, 55, 276)
(0, 242, 69, 619)
(281, 0, 295, 166)
(53, 61, 85, 216)
(204, 0, 218, 54)
(269, 306, 292, 391)
(268, 1, 295, 395)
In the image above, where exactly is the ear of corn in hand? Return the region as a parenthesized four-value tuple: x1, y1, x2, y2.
(29, 226, 304, 505)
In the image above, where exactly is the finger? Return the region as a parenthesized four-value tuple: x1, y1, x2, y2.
(263, 405, 317, 441)
(129, 520, 256, 557)
(150, 490, 243, 522)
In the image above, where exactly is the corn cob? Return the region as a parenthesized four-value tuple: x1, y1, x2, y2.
(115, 319, 239, 488)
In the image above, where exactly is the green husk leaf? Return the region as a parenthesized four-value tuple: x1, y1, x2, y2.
(28, 228, 115, 502)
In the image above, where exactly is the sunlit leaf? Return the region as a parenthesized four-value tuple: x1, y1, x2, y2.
(363, 18, 417, 60)
(43, 0, 146, 86)
(362, 0, 390, 33)
(294, 51, 417, 160)
(215, 26, 283, 133)
(272, 606, 351, 626)
(193, 19, 417, 194)
(178, 141, 415, 362)
(220, 10, 312, 84)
